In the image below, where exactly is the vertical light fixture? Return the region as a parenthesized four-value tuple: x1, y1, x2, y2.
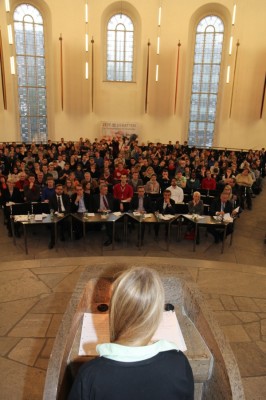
(155, 1, 162, 81)
(85, 62, 89, 79)
(156, 36, 160, 55)
(10, 56, 15, 75)
(5, 0, 10, 12)
(85, 1, 89, 79)
(155, 65, 159, 82)
(226, 66, 230, 83)
(228, 36, 233, 55)
(7, 24, 13, 44)
(232, 4, 237, 25)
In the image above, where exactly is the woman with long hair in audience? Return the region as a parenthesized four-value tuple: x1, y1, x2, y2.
(63, 178, 76, 197)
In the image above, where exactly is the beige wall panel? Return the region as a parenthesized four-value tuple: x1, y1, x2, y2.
(0, 0, 265, 148)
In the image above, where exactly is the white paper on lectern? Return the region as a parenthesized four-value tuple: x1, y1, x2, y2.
(78, 311, 186, 356)
(152, 311, 187, 352)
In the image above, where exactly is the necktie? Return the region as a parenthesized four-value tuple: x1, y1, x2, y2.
(57, 196, 62, 213)
(103, 195, 109, 209)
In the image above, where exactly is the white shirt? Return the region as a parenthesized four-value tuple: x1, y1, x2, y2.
(166, 185, 184, 204)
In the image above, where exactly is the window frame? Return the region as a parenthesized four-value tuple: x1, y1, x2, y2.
(105, 12, 135, 83)
(188, 14, 225, 148)
(13, 3, 48, 143)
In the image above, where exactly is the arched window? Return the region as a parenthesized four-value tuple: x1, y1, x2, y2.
(188, 16, 224, 147)
(13, 4, 47, 142)
(106, 13, 134, 82)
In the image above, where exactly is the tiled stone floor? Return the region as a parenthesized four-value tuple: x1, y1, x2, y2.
(0, 181, 265, 399)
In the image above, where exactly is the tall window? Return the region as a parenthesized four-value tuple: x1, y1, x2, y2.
(13, 4, 47, 142)
(106, 13, 134, 82)
(188, 16, 224, 147)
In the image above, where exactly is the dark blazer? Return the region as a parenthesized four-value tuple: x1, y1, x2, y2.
(155, 198, 176, 215)
(49, 193, 71, 214)
(209, 198, 233, 216)
(71, 192, 93, 213)
(0, 187, 24, 205)
(92, 193, 119, 213)
(188, 200, 204, 215)
(129, 195, 154, 213)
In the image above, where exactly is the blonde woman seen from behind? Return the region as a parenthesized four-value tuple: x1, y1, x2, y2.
(68, 267, 194, 400)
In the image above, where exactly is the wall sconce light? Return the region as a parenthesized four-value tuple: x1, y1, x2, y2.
(10, 56, 15, 74)
(7, 24, 13, 44)
(226, 66, 230, 83)
(85, 62, 89, 80)
(155, 64, 159, 82)
(85, 3, 88, 23)
(158, 7, 162, 26)
(229, 36, 233, 55)
(5, 0, 10, 12)
(156, 37, 160, 55)
(232, 4, 237, 25)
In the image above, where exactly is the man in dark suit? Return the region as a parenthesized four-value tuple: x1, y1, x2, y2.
(71, 184, 93, 213)
(155, 190, 176, 215)
(208, 192, 235, 243)
(71, 184, 93, 240)
(154, 190, 176, 239)
(129, 186, 154, 213)
(2, 179, 24, 237)
(92, 183, 119, 246)
(48, 183, 71, 249)
(129, 186, 154, 245)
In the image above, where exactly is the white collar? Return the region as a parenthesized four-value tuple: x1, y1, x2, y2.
(96, 339, 179, 362)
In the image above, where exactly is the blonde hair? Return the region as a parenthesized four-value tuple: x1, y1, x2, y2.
(109, 267, 164, 346)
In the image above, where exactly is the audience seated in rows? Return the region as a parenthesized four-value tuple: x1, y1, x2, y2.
(0, 139, 265, 246)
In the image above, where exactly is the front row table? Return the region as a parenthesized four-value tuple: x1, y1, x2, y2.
(10, 212, 234, 254)
(126, 212, 179, 250)
(71, 212, 125, 250)
(11, 213, 68, 255)
(182, 214, 234, 253)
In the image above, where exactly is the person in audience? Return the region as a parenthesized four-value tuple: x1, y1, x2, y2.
(1, 178, 24, 237)
(201, 170, 217, 191)
(158, 169, 171, 193)
(113, 161, 129, 183)
(128, 170, 143, 193)
(92, 183, 120, 246)
(68, 267, 194, 400)
(208, 192, 236, 243)
(64, 178, 76, 197)
(15, 172, 29, 194)
(48, 162, 58, 181)
(145, 174, 160, 194)
(188, 191, 204, 215)
(48, 183, 71, 249)
(185, 191, 204, 243)
(23, 174, 40, 202)
(186, 171, 201, 191)
(74, 163, 84, 182)
(113, 174, 133, 212)
(58, 162, 71, 185)
(166, 178, 184, 204)
(175, 171, 187, 188)
(41, 177, 55, 202)
(71, 184, 93, 239)
(235, 167, 254, 210)
(71, 184, 93, 214)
